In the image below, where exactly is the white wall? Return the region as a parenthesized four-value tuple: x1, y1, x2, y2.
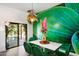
(0, 5, 33, 52)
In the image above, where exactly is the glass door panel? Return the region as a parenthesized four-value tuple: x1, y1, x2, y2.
(19, 24, 27, 46)
(6, 23, 19, 49)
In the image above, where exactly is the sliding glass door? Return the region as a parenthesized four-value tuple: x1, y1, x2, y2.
(5, 22, 27, 49)
(6, 23, 19, 49)
(19, 24, 27, 46)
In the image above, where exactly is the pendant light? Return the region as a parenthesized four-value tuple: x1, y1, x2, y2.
(27, 3, 38, 24)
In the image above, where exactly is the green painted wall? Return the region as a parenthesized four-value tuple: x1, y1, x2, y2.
(33, 4, 79, 44)
(65, 3, 79, 14)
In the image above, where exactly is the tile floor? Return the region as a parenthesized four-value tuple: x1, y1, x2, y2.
(0, 45, 28, 56)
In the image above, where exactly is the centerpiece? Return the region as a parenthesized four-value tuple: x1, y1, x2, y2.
(40, 17, 49, 44)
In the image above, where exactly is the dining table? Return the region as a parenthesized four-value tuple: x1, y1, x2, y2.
(30, 40, 62, 52)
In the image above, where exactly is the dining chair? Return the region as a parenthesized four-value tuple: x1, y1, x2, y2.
(23, 42, 33, 55)
(44, 48, 55, 56)
(32, 45, 44, 56)
(71, 31, 79, 54)
(29, 34, 37, 41)
(56, 44, 71, 56)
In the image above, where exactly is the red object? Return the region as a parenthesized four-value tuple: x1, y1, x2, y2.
(40, 40, 49, 44)
(42, 18, 47, 32)
(43, 18, 47, 30)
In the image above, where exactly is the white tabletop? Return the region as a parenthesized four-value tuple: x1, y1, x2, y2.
(30, 40, 62, 51)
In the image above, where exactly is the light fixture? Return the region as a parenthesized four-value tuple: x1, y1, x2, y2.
(27, 3, 38, 24)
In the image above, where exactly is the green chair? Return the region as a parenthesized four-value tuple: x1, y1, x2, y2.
(29, 43, 38, 48)
(30, 43, 40, 55)
(44, 48, 55, 56)
(71, 31, 79, 54)
(29, 34, 37, 41)
(70, 45, 75, 53)
(23, 42, 33, 55)
(56, 44, 71, 56)
(32, 45, 44, 56)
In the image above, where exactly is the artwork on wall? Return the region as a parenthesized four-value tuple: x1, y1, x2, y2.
(33, 3, 79, 44)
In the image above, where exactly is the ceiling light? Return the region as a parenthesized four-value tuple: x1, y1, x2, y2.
(27, 3, 38, 24)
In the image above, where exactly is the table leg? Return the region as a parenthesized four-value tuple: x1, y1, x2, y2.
(43, 48, 45, 52)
